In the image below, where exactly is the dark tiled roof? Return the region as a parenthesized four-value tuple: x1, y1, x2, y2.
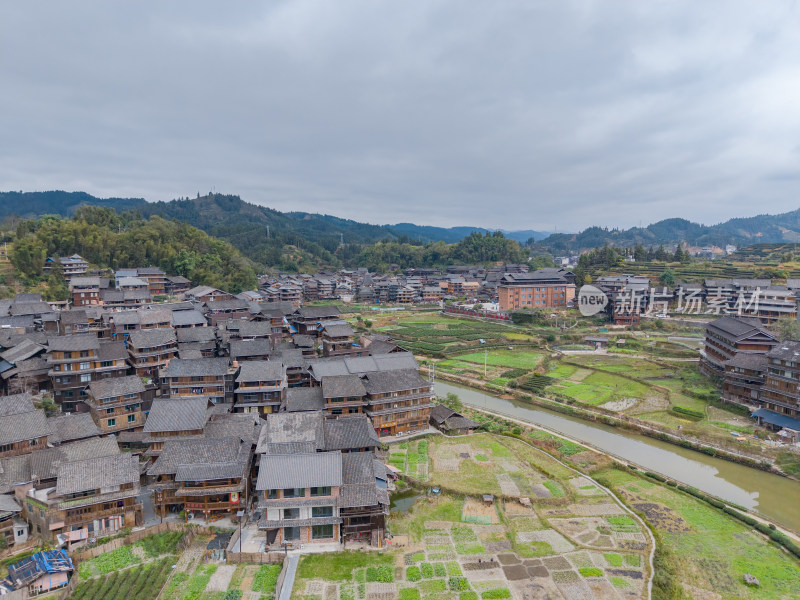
(177, 327, 217, 343)
(10, 302, 53, 316)
(204, 413, 261, 444)
(725, 353, 768, 371)
(179, 349, 205, 359)
(172, 310, 207, 327)
(707, 316, 773, 340)
(430, 404, 456, 424)
(339, 452, 385, 509)
(443, 416, 479, 431)
(230, 339, 272, 359)
(296, 305, 341, 319)
(767, 341, 800, 361)
(0, 393, 36, 417)
(161, 357, 230, 378)
(128, 328, 177, 349)
(236, 360, 284, 382)
(256, 451, 342, 490)
(46, 413, 100, 444)
(47, 334, 99, 352)
(97, 341, 128, 361)
(321, 375, 366, 399)
(148, 437, 248, 478)
(323, 416, 379, 451)
(143, 398, 210, 433)
(87, 375, 145, 400)
(56, 453, 140, 495)
(284, 387, 324, 412)
(0, 400, 51, 446)
(60, 310, 89, 325)
(322, 323, 354, 338)
(255, 412, 324, 454)
(362, 369, 429, 394)
(228, 320, 274, 337)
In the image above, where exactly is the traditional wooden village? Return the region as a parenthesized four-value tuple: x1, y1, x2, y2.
(0, 257, 798, 600)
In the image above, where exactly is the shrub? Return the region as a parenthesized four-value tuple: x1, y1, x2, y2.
(671, 405, 704, 419)
(643, 471, 666, 482)
(224, 592, 244, 600)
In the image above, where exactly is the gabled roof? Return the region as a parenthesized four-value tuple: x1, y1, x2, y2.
(171, 310, 207, 327)
(128, 328, 177, 349)
(323, 416, 379, 451)
(148, 437, 248, 478)
(56, 452, 140, 495)
(256, 412, 324, 454)
(161, 357, 230, 378)
(284, 387, 324, 412)
(321, 375, 366, 399)
(230, 339, 272, 359)
(236, 360, 284, 382)
(362, 369, 429, 394)
(0, 395, 51, 446)
(322, 323, 354, 338)
(176, 327, 217, 343)
(256, 451, 342, 490)
(430, 404, 456, 424)
(707, 316, 775, 341)
(46, 413, 100, 444)
(87, 375, 145, 400)
(143, 398, 210, 433)
(296, 305, 341, 319)
(47, 334, 99, 352)
(339, 451, 387, 508)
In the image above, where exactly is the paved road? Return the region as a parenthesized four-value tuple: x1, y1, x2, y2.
(278, 555, 299, 600)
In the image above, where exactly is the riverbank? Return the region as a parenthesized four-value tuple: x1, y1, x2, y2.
(430, 379, 800, 534)
(423, 366, 781, 475)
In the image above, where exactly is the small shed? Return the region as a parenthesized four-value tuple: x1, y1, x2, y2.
(482, 494, 495, 505)
(430, 405, 480, 435)
(4, 550, 73, 595)
(584, 336, 609, 349)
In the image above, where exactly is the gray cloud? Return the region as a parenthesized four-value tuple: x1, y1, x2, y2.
(1, 1, 799, 231)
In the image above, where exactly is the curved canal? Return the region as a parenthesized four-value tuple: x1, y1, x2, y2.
(435, 381, 800, 532)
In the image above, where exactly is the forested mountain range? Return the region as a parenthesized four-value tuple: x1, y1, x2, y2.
(0, 191, 544, 271)
(538, 211, 800, 254)
(3, 190, 798, 267)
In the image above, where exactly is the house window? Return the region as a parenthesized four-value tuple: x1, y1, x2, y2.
(312, 506, 333, 518)
(267, 490, 278, 500)
(284, 527, 300, 541)
(312, 524, 333, 539)
(79, 362, 91, 370)
(0, 444, 12, 453)
(310, 487, 331, 497)
(106, 408, 114, 414)
(30, 439, 38, 446)
(107, 418, 116, 427)
(81, 374, 91, 383)
(128, 414, 136, 423)
(282, 508, 300, 520)
(283, 488, 305, 498)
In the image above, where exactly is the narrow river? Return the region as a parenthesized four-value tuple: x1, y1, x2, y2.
(435, 381, 800, 532)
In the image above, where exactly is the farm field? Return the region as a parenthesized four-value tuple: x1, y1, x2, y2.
(298, 433, 651, 600)
(594, 468, 800, 600)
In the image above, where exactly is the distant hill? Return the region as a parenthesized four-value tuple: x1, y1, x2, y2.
(0, 190, 147, 220)
(387, 223, 554, 244)
(0, 191, 548, 270)
(538, 210, 800, 253)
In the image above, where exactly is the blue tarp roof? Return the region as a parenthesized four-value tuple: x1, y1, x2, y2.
(753, 408, 800, 430)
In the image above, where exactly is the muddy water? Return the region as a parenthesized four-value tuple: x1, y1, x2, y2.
(435, 381, 800, 532)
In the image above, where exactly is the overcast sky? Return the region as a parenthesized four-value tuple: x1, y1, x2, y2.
(2, 1, 799, 231)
